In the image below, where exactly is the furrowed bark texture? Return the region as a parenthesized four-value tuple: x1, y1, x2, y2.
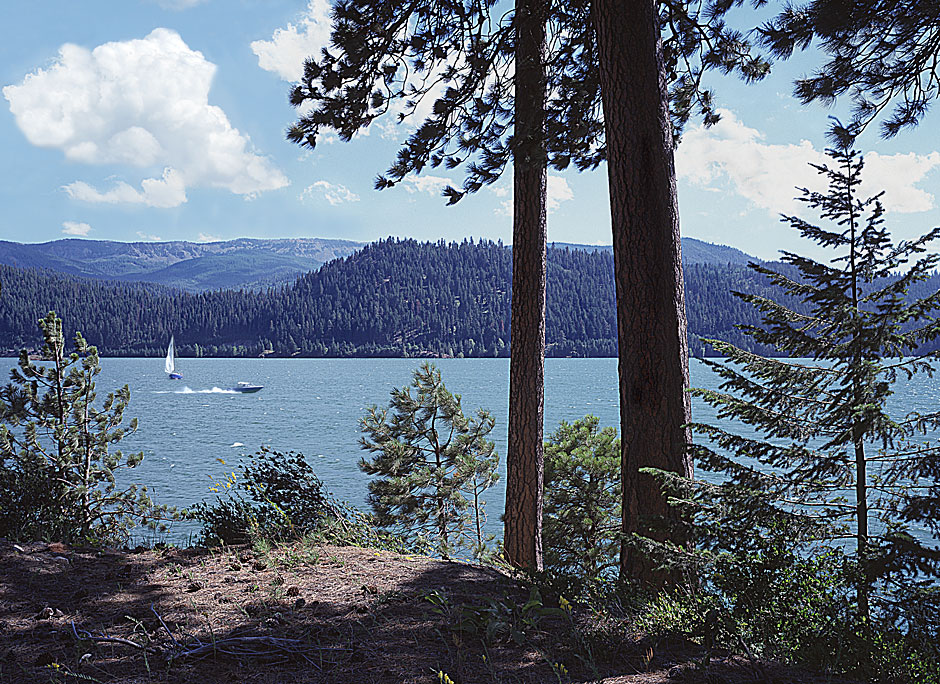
(504, 0, 547, 571)
(592, 0, 693, 583)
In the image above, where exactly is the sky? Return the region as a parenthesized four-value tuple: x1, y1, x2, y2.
(1, 1, 939, 262)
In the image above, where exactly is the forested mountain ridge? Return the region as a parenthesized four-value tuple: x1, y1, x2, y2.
(0, 236, 750, 294)
(555, 238, 754, 266)
(2, 237, 932, 358)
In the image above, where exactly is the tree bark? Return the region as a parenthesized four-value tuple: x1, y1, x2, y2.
(592, 0, 693, 584)
(504, 0, 547, 571)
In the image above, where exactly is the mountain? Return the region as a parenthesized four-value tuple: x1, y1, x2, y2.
(8, 236, 918, 360)
(0, 237, 829, 359)
(0, 236, 753, 293)
(551, 237, 755, 266)
(0, 237, 363, 292)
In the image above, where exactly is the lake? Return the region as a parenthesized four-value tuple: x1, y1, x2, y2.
(1, 356, 936, 544)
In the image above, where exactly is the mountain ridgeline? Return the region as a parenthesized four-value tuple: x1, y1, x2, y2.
(0, 237, 363, 292)
(1, 237, 935, 358)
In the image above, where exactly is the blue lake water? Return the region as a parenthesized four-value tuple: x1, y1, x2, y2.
(1, 356, 936, 545)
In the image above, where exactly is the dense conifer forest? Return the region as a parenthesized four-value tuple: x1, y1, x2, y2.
(0, 237, 935, 358)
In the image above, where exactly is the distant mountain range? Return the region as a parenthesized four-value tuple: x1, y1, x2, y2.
(1, 236, 936, 359)
(0, 236, 755, 292)
(0, 237, 362, 292)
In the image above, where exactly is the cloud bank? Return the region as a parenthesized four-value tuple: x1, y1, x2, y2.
(301, 180, 360, 205)
(61, 221, 91, 236)
(3, 28, 288, 208)
(676, 110, 940, 215)
(251, 0, 332, 82)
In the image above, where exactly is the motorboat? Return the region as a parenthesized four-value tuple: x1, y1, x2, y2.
(231, 382, 264, 393)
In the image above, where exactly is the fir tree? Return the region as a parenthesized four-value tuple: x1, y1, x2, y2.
(359, 362, 498, 558)
(543, 415, 621, 580)
(682, 126, 940, 628)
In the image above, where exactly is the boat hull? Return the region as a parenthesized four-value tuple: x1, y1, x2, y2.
(168, 373, 183, 380)
(231, 385, 263, 393)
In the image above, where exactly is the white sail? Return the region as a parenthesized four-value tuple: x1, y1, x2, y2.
(165, 336, 176, 374)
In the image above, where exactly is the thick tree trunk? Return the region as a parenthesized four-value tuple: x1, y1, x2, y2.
(592, 0, 693, 584)
(503, 0, 547, 571)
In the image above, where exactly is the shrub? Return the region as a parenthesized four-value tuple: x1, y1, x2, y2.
(190, 446, 413, 553)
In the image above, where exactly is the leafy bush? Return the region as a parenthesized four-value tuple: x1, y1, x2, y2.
(190, 446, 413, 553)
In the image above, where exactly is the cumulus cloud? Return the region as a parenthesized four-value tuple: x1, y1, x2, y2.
(495, 174, 575, 217)
(136, 231, 162, 241)
(64, 168, 187, 208)
(62, 221, 91, 236)
(547, 176, 574, 212)
(3, 29, 288, 208)
(251, 0, 332, 82)
(197, 233, 220, 242)
(676, 110, 940, 215)
(301, 180, 359, 205)
(400, 175, 452, 197)
(253, 1, 444, 137)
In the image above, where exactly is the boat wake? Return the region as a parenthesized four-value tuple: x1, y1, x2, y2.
(154, 386, 240, 394)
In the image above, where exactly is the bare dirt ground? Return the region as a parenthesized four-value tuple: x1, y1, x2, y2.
(0, 540, 846, 683)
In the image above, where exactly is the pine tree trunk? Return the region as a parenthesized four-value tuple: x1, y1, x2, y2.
(504, 0, 547, 571)
(592, 0, 693, 584)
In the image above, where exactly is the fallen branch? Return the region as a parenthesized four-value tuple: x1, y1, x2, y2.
(72, 608, 352, 668)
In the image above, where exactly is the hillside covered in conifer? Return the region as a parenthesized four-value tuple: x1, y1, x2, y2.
(1, 237, 935, 358)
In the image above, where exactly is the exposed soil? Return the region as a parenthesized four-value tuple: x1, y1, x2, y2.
(0, 540, 846, 683)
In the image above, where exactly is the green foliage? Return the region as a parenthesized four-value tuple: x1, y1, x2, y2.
(655, 129, 940, 681)
(190, 446, 412, 554)
(426, 588, 563, 648)
(359, 362, 498, 559)
(543, 416, 621, 580)
(287, 0, 769, 200)
(760, 1, 940, 137)
(0, 311, 172, 544)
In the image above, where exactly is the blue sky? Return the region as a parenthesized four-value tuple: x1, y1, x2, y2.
(2, 0, 939, 261)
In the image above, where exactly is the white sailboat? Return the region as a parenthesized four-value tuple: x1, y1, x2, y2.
(165, 336, 182, 379)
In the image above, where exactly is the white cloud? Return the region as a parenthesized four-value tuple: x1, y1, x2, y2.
(153, 0, 208, 8)
(64, 168, 187, 208)
(676, 110, 940, 215)
(253, 1, 444, 139)
(136, 231, 162, 241)
(61, 221, 91, 236)
(488, 181, 510, 199)
(495, 174, 574, 217)
(197, 232, 220, 242)
(4, 29, 288, 208)
(400, 175, 452, 197)
(547, 176, 574, 212)
(863, 151, 940, 213)
(251, 0, 332, 83)
(301, 180, 359, 205)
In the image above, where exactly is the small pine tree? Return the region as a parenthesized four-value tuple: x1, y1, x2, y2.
(0, 312, 172, 544)
(359, 363, 498, 558)
(543, 416, 621, 580)
(677, 126, 940, 637)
